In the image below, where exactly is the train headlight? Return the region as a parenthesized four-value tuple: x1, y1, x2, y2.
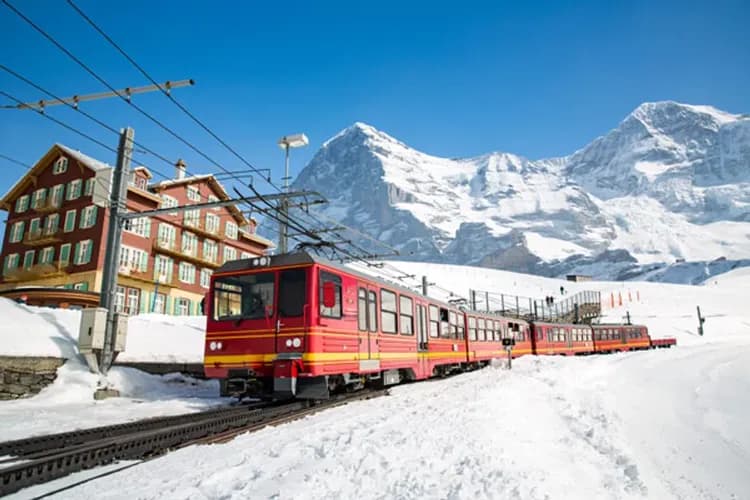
(216, 341, 223, 350)
(252, 258, 259, 266)
(285, 339, 293, 347)
(292, 337, 301, 348)
(209, 341, 217, 351)
(259, 257, 269, 266)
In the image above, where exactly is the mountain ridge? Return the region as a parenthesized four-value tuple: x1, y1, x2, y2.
(291, 101, 750, 282)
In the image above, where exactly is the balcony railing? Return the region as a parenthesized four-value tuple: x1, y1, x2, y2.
(182, 219, 224, 240)
(2, 260, 70, 281)
(152, 239, 221, 269)
(32, 198, 62, 214)
(24, 228, 62, 246)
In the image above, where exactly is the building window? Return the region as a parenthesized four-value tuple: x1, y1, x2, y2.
(40, 246, 55, 265)
(181, 232, 198, 256)
(29, 218, 41, 239)
(115, 286, 126, 313)
(9, 221, 25, 243)
(184, 209, 200, 228)
(154, 254, 173, 283)
(161, 194, 178, 215)
(178, 262, 196, 284)
(208, 195, 219, 210)
(223, 245, 237, 263)
(136, 177, 147, 190)
(31, 188, 48, 209)
(175, 297, 191, 315)
(74, 239, 93, 265)
(187, 185, 201, 202)
(84, 178, 95, 197)
(205, 213, 219, 233)
(80, 205, 98, 229)
(203, 240, 217, 263)
(241, 251, 253, 260)
(153, 293, 166, 314)
(3, 253, 20, 273)
(200, 268, 212, 288)
(123, 214, 150, 237)
(15, 195, 30, 214)
(119, 246, 148, 272)
(23, 250, 35, 269)
(51, 184, 64, 207)
(157, 224, 176, 249)
(225, 222, 238, 240)
(45, 213, 60, 234)
(64, 209, 76, 233)
(59, 243, 71, 265)
(53, 156, 68, 174)
(126, 288, 140, 315)
(66, 179, 82, 201)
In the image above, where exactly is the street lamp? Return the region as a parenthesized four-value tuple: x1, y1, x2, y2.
(276, 133, 309, 254)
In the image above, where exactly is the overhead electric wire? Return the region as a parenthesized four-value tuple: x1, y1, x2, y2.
(0, 153, 33, 170)
(66, 0, 283, 193)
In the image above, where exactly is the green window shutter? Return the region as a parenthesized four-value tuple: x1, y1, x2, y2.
(84, 178, 94, 196)
(66, 182, 73, 200)
(29, 218, 40, 234)
(140, 291, 149, 313)
(140, 252, 148, 272)
(84, 241, 93, 264)
(74, 181, 82, 198)
(79, 209, 86, 229)
(64, 211, 76, 232)
(3, 255, 9, 273)
(165, 296, 172, 315)
(91, 206, 98, 225)
(60, 244, 71, 264)
(144, 218, 152, 236)
(73, 242, 81, 265)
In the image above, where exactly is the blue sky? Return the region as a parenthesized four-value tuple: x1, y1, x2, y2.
(1, 0, 748, 203)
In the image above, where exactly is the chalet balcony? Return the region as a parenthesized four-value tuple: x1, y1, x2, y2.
(32, 199, 62, 214)
(3, 261, 70, 281)
(152, 239, 221, 269)
(24, 228, 62, 246)
(118, 264, 179, 287)
(182, 220, 224, 240)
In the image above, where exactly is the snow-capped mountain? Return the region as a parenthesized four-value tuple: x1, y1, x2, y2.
(292, 102, 750, 281)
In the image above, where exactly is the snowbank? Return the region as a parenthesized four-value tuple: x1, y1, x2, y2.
(117, 314, 206, 364)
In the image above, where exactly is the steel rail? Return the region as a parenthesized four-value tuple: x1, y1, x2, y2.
(0, 390, 387, 496)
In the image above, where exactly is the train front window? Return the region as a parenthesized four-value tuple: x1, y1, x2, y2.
(213, 272, 275, 321)
(278, 269, 307, 317)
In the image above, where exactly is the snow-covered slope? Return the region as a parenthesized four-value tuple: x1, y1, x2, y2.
(293, 102, 750, 280)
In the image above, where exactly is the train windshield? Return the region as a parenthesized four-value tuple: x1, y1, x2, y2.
(213, 272, 275, 321)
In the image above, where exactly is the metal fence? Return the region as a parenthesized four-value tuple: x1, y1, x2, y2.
(469, 289, 601, 323)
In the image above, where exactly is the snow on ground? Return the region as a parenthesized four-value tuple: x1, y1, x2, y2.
(45, 345, 750, 500)
(117, 314, 206, 363)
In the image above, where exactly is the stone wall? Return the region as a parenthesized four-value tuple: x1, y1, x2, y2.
(0, 356, 66, 400)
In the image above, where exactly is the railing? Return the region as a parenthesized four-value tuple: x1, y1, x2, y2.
(469, 288, 602, 323)
(23, 228, 62, 246)
(152, 239, 220, 269)
(32, 198, 62, 213)
(182, 219, 224, 240)
(2, 261, 70, 281)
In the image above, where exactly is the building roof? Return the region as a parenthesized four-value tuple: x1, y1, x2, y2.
(0, 143, 112, 209)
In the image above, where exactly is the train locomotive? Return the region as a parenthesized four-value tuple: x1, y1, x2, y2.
(203, 251, 674, 399)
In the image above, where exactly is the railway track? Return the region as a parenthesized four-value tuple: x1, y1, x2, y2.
(0, 390, 387, 497)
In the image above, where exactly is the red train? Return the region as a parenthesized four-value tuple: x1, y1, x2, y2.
(203, 251, 676, 399)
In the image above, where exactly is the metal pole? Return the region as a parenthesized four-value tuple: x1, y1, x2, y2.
(278, 145, 290, 254)
(99, 127, 134, 373)
(422, 276, 428, 296)
(485, 291, 490, 312)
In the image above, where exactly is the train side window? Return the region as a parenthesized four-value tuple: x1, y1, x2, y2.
(468, 317, 477, 341)
(399, 295, 414, 335)
(429, 305, 439, 338)
(319, 271, 342, 318)
(448, 311, 457, 338)
(368, 291, 378, 333)
(439, 308, 450, 338)
(278, 269, 307, 317)
(478, 318, 486, 341)
(357, 288, 368, 331)
(494, 320, 501, 341)
(381, 290, 397, 334)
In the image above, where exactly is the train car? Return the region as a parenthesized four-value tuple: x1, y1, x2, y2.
(590, 323, 651, 353)
(530, 322, 595, 355)
(204, 251, 470, 400)
(464, 313, 533, 363)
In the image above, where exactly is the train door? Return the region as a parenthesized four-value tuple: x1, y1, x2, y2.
(566, 327, 573, 350)
(357, 286, 380, 371)
(416, 303, 428, 352)
(276, 268, 309, 352)
(620, 326, 627, 345)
